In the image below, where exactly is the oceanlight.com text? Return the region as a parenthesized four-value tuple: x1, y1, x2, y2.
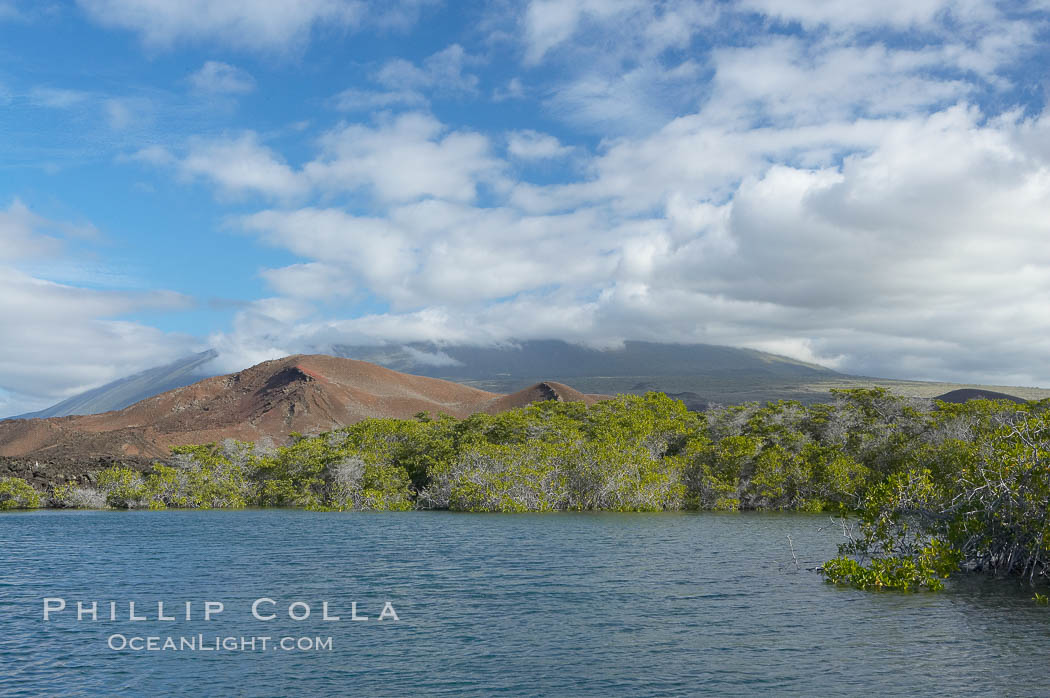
(107, 634, 333, 652)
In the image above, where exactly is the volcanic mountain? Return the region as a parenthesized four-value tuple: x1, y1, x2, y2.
(6, 340, 840, 419)
(0, 355, 607, 460)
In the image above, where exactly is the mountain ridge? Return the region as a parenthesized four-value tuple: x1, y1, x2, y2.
(0, 354, 607, 460)
(8, 340, 1050, 423)
(6, 340, 838, 420)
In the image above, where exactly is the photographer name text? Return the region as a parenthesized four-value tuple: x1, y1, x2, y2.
(43, 597, 400, 623)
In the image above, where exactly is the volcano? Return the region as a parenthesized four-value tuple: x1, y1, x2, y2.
(0, 355, 607, 460)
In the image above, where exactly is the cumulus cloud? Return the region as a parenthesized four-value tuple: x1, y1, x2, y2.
(188, 60, 255, 94)
(242, 200, 617, 310)
(304, 113, 503, 203)
(242, 208, 415, 304)
(172, 133, 306, 198)
(140, 114, 502, 203)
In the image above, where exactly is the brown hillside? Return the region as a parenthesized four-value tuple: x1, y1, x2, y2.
(482, 381, 601, 413)
(0, 355, 607, 460)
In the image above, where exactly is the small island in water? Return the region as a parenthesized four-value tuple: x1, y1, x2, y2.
(1, 353, 1048, 597)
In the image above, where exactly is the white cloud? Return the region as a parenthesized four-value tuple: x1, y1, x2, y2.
(521, 0, 717, 66)
(260, 262, 355, 300)
(0, 200, 100, 262)
(743, 338, 847, 370)
(507, 130, 572, 159)
(643, 0, 717, 52)
(544, 59, 704, 135)
(188, 60, 255, 94)
(374, 43, 481, 95)
(608, 105, 1050, 382)
(402, 346, 462, 366)
(76, 0, 366, 50)
(242, 199, 618, 310)
(522, 0, 651, 64)
(139, 113, 501, 204)
(514, 2, 719, 134)
(0, 200, 65, 260)
(519, 0, 1024, 138)
(206, 297, 316, 374)
(522, 0, 586, 64)
(243, 208, 415, 304)
(707, 38, 974, 126)
(179, 133, 306, 198)
(304, 113, 503, 203)
(328, 44, 481, 116)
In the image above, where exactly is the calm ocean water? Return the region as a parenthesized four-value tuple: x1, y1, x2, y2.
(0, 510, 1047, 696)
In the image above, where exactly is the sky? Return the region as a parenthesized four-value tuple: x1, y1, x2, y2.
(1, 0, 1050, 414)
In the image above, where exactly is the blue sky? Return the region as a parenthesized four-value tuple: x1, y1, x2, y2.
(2, 0, 1050, 413)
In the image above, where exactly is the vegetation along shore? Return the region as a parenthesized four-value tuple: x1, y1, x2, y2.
(2, 388, 1049, 596)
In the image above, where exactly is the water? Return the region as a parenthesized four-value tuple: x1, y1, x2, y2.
(0, 510, 1046, 696)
